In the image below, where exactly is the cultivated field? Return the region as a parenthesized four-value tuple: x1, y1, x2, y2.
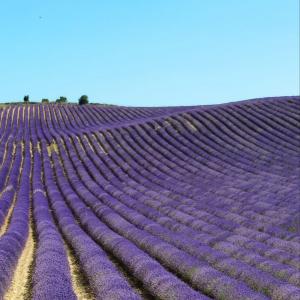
(0, 96, 299, 300)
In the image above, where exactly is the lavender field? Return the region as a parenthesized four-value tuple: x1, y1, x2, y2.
(0, 96, 299, 300)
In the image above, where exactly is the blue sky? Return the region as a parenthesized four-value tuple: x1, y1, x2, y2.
(0, 1, 298, 106)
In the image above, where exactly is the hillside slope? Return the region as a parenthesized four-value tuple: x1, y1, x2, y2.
(0, 96, 299, 300)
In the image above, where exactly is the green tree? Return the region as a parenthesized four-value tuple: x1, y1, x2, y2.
(41, 98, 49, 103)
(56, 96, 67, 103)
(79, 95, 89, 105)
(24, 95, 29, 103)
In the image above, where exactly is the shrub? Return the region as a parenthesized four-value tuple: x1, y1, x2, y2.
(24, 95, 29, 103)
(56, 96, 68, 103)
(79, 95, 89, 105)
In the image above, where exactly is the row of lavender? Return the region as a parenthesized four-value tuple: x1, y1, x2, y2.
(45, 98, 299, 298)
(39, 96, 300, 298)
(0, 96, 299, 299)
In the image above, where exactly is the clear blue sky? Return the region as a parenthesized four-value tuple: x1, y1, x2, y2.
(0, 1, 299, 106)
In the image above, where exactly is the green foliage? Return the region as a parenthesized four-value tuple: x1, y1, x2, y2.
(41, 98, 49, 103)
(79, 95, 89, 105)
(23, 95, 29, 103)
(56, 96, 68, 103)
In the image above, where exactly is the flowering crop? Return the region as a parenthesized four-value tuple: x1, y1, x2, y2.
(0, 96, 299, 299)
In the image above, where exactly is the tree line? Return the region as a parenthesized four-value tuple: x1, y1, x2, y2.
(23, 95, 89, 105)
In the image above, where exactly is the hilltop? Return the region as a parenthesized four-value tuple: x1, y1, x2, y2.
(0, 96, 299, 300)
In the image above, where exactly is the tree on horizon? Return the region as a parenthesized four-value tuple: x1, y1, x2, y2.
(56, 96, 67, 103)
(24, 95, 29, 103)
(79, 95, 89, 105)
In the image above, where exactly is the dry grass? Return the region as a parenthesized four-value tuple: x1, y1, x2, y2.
(47, 140, 59, 156)
(163, 120, 171, 127)
(83, 134, 95, 152)
(22, 106, 25, 123)
(4, 222, 35, 300)
(0, 141, 14, 170)
(76, 135, 85, 152)
(37, 105, 41, 121)
(42, 106, 46, 122)
(53, 107, 58, 123)
(3, 107, 11, 135)
(0, 109, 3, 126)
(185, 119, 198, 132)
(10, 106, 16, 126)
(0, 184, 14, 200)
(0, 142, 22, 236)
(45, 105, 52, 123)
(0, 193, 16, 237)
(36, 141, 41, 154)
(16, 106, 21, 126)
(27, 105, 31, 121)
(4, 141, 35, 300)
(57, 107, 64, 123)
(93, 133, 108, 155)
(66, 244, 95, 300)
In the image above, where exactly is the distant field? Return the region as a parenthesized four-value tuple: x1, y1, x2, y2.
(0, 96, 299, 300)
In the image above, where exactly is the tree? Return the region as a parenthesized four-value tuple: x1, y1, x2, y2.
(41, 98, 49, 103)
(56, 96, 67, 103)
(24, 95, 29, 103)
(79, 95, 89, 105)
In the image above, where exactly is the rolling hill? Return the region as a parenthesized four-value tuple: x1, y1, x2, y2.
(0, 96, 299, 300)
